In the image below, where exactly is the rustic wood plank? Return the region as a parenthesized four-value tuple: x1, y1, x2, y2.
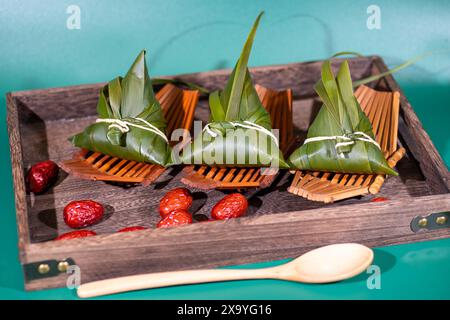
(23, 194, 450, 290)
(10, 58, 374, 121)
(6, 94, 30, 261)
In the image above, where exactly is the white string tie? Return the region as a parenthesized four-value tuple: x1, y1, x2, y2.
(96, 118, 169, 143)
(202, 121, 279, 147)
(303, 131, 381, 154)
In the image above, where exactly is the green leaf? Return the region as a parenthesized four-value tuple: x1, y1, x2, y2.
(120, 50, 158, 118)
(331, 51, 364, 58)
(96, 87, 113, 119)
(239, 71, 272, 130)
(151, 78, 209, 94)
(108, 77, 122, 118)
(224, 11, 264, 121)
(353, 52, 433, 87)
(336, 60, 357, 128)
(289, 60, 397, 176)
(317, 61, 341, 122)
(330, 51, 435, 88)
(209, 90, 225, 121)
(314, 65, 340, 128)
(180, 12, 288, 168)
(106, 127, 123, 146)
(70, 50, 171, 166)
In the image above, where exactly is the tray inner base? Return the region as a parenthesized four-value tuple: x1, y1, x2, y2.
(17, 94, 434, 243)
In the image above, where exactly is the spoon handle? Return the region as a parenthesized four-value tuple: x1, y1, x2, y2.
(77, 267, 278, 298)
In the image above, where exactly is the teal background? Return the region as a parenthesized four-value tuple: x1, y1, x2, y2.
(0, 0, 449, 299)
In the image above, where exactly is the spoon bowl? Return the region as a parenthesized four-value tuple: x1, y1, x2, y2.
(277, 243, 374, 283)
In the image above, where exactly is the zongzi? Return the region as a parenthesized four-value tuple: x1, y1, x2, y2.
(180, 12, 288, 169)
(288, 60, 398, 176)
(70, 50, 171, 166)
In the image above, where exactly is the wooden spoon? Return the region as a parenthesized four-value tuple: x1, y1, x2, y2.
(77, 243, 373, 298)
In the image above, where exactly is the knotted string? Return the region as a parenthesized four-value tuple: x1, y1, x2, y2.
(203, 120, 279, 147)
(303, 131, 381, 154)
(96, 118, 169, 143)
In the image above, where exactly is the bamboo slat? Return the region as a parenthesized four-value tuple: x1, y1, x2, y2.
(288, 85, 405, 203)
(60, 84, 199, 186)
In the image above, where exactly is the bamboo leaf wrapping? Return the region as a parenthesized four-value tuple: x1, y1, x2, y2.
(180, 12, 288, 169)
(288, 60, 397, 175)
(70, 50, 171, 166)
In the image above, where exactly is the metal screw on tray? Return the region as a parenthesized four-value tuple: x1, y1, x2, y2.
(38, 264, 50, 274)
(58, 261, 70, 272)
(436, 216, 447, 225)
(418, 218, 428, 228)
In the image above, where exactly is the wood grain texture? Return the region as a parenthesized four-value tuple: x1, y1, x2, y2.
(6, 56, 450, 291)
(9, 58, 374, 122)
(6, 94, 30, 260)
(23, 194, 450, 290)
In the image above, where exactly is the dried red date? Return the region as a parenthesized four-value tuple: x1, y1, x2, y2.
(159, 188, 193, 218)
(26, 160, 59, 193)
(157, 209, 192, 228)
(211, 193, 248, 220)
(371, 197, 389, 202)
(55, 230, 97, 240)
(117, 226, 147, 232)
(64, 200, 104, 229)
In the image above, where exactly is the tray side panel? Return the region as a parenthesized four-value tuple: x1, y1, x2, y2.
(6, 94, 30, 258)
(11, 84, 103, 121)
(8, 58, 374, 121)
(22, 194, 450, 290)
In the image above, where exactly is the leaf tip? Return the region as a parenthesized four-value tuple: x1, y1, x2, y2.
(340, 59, 350, 71)
(128, 50, 148, 79)
(253, 11, 264, 29)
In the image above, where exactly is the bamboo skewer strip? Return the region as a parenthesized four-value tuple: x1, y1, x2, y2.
(390, 92, 400, 156)
(288, 85, 405, 203)
(60, 84, 199, 185)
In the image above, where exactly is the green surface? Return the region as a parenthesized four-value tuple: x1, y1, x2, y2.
(0, 0, 449, 299)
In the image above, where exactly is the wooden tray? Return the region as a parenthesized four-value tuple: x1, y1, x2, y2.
(7, 56, 450, 291)
(59, 84, 199, 186)
(180, 84, 296, 190)
(288, 85, 405, 202)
